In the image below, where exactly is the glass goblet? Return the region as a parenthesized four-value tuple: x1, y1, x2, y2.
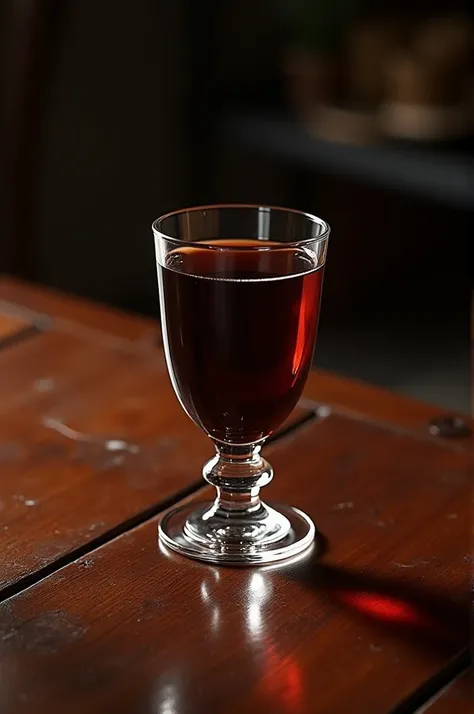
(153, 205, 329, 564)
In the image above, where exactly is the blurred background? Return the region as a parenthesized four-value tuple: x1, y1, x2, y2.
(1, 0, 472, 412)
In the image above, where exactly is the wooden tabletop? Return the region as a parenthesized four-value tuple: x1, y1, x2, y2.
(422, 670, 473, 714)
(0, 276, 471, 714)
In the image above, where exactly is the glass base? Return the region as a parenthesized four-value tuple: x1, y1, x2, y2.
(158, 501, 316, 565)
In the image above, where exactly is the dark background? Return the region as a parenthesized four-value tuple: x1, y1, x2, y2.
(1, 0, 472, 412)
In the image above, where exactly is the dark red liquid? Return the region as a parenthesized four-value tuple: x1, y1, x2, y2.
(158, 240, 324, 443)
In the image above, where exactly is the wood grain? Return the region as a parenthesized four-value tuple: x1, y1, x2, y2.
(424, 669, 473, 713)
(0, 277, 158, 344)
(0, 327, 310, 594)
(0, 411, 469, 714)
(0, 330, 161, 415)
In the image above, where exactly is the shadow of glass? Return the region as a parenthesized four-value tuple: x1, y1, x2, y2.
(283, 546, 470, 661)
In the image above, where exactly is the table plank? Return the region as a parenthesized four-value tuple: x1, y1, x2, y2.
(0, 329, 311, 595)
(0, 331, 139, 414)
(305, 370, 474, 451)
(0, 276, 158, 344)
(0, 411, 469, 714)
(422, 669, 472, 713)
(0, 312, 33, 342)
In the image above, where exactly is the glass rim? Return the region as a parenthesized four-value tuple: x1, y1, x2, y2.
(152, 203, 330, 250)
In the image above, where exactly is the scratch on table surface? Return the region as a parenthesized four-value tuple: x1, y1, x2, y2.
(394, 558, 433, 569)
(34, 378, 55, 393)
(42, 417, 94, 442)
(369, 644, 383, 653)
(88, 521, 106, 532)
(50, 523, 105, 540)
(104, 439, 139, 454)
(42, 417, 140, 455)
(13, 494, 38, 507)
(371, 518, 394, 528)
(31, 542, 67, 566)
(333, 501, 354, 511)
(77, 559, 94, 570)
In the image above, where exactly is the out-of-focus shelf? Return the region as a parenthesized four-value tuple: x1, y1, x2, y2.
(218, 111, 474, 211)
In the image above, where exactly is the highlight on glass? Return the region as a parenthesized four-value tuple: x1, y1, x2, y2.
(152, 205, 330, 564)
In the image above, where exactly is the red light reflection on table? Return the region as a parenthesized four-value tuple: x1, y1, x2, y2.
(259, 639, 303, 712)
(338, 590, 440, 634)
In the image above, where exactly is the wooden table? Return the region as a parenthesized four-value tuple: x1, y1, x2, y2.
(0, 276, 471, 714)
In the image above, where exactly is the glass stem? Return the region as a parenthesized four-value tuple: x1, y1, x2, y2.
(183, 441, 291, 548)
(203, 442, 273, 517)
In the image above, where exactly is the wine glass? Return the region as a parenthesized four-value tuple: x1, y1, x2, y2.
(152, 205, 329, 564)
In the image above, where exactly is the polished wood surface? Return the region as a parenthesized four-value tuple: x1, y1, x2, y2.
(305, 370, 473, 451)
(0, 277, 158, 343)
(0, 278, 470, 713)
(0, 311, 32, 340)
(0, 410, 469, 714)
(0, 335, 200, 595)
(425, 670, 473, 713)
(0, 283, 309, 595)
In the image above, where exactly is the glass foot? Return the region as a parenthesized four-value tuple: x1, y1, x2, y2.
(158, 502, 316, 565)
